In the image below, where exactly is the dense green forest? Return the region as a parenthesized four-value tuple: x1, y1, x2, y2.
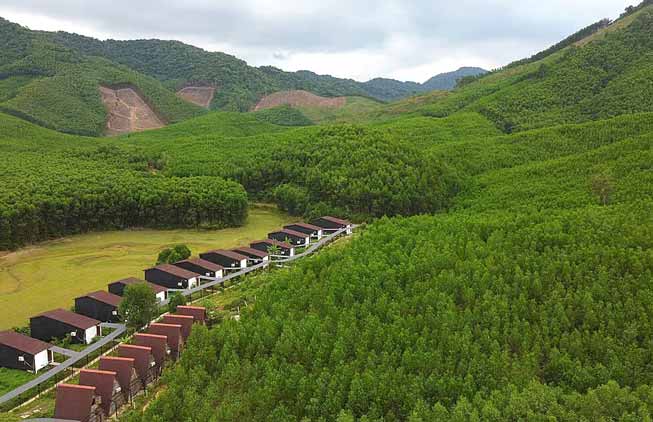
(0, 113, 249, 249)
(1, 1, 653, 420)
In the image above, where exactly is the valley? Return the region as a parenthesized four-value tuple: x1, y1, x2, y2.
(0, 205, 295, 330)
(0, 1, 653, 420)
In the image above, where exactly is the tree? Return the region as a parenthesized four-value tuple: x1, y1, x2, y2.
(157, 244, 192, 265)
(168, 292, 187, 314)
(590, 172, 614, 205)
(119, 283, 159, 330)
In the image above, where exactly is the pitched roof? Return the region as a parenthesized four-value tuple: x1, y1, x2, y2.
(204, 249, 248, 261)
(113, 277, 168, 294)
(270, 228, 309, 239)
(0, 330, 51, 354)
(320, 216, 351, 225)
(176, 258, 224, 271)
(251, 239, 294, 249)
(81, 290, 123, 307)
(285, 222, 323, 231)
(145, 263, 199, 279)
(233, 247, 269, 258)
(35, 309, 99, 330)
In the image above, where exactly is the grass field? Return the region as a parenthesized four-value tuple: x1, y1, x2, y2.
(0, 368, 36, 397)
(0, 205, 296, 330)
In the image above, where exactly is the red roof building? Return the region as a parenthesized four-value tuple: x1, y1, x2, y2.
(54, 383, 103, 422)
(79, 368, 125, 416)
(162, 314, 195, 341)
(176, 305, 207, 324)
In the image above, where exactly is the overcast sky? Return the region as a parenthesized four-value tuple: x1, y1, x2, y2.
(0, 0, 636, 83)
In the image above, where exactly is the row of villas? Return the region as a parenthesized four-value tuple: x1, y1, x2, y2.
(0, 217, 351, 375)
(53, 305, 208, 422)
(0, 216, 351, 419)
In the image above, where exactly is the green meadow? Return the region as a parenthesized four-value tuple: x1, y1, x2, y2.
(0, 205, 295, 330)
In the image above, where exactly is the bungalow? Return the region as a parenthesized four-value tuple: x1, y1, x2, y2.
(133, 333, 168, 376)
(99, 356, 142, 402)
(268, 229, 310, 247)
(311, 216, 353, 234)
(108, 277, 168, 303)
(232, 247, 269, 265)
(118, 344, 156, 386)
(162, 314, 194, 342)
(147, 323, 183, 359)
(0, 330, 53, 373)
(284, 222, 324, 240)
(173, 258, 224, 279)
(79, 368, 126, 417)
(250, 239, 295, 257)
(54, 383, 103, 422)
(175, 305, 207, 325)
(144, 264, 200, 290)
(75, 290, 123, 323)
(30, 309, 101, 345)
(200, 250, 248, 271)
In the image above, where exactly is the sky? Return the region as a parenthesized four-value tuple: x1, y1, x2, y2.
(0, 0, 636, 83)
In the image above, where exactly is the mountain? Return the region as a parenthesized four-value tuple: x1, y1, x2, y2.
(42, 28, 486, 108)
(0, 17, 205, 136)
(421, 66, 488, 91)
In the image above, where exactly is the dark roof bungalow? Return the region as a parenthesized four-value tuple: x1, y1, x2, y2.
(0, 330, 53, 373)
(118, 344, 156, 386)
(54, 383, 103, 422)
(144, 264, 200, 290)
(284, 222, 324, 239)
(173, 258, 224, 279)
(311, 216, 353, 234)
(232, 247, 269, 264)
(200, 250, 248, 271)
(268, 229, 310, 247)
(250, 239, 295, 257)
(99, 356, 142, 402)
(79, 368, 126, 417)
(162, 314, 194, 342)
(175, 305, 207, 325)
(108, 277, 168, 303)
(75, 290, 123, 323)
(30, 309, 101, 345)
(147, 323, 183, 359)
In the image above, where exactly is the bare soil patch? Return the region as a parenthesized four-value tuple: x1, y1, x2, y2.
(99, 85, 165, 136)
(176, 86, 216, 108)
(254, 90, 346, 111)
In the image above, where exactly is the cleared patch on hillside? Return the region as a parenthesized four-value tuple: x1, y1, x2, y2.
(99, 85, 165, 135)
(254, 90, 346, 111)
(176, 86, 216, 108)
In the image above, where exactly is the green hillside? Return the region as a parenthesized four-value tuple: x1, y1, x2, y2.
(410, 5, 653, 133)
(2, 2, 653, 420)
(0, 18, 204, 136)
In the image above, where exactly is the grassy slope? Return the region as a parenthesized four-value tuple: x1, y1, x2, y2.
(0, 205, 296, 330)
(0, 368, 35, 397)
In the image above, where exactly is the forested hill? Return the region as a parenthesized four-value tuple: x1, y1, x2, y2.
(0, 17, 204, 136)
(393, 3, 653, 133)
(41, 29, 486, 110)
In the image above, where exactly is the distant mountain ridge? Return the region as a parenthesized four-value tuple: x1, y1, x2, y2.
(40, 26, 486, 107)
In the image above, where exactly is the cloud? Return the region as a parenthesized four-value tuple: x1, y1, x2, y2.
(0, 0, 637, 81)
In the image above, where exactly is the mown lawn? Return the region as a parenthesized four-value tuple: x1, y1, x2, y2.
(0, 205, 296, 330)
